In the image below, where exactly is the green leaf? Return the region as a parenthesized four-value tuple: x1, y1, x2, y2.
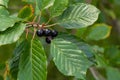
(0, 75, 3, 80)
(0, 0, 9, 7)
(57, 34, 94, 58)
(0, 15, 21, 31)
(0, 44, 15, 62)
(10, 56, 20, 79)
(86, 24, 112, 41)
(35, 3, 40, 15)
(10, 41, 26, 79)
(51, 34, 93, 79)
(23, 0, 55, 11)
(69, 0, 85, 5)
(0, 23, 26, 46)
(18, 5, 34, 20)
(95, 53, 108, 67)
(92, 45, 104, 53)
(36, 0, 55, 10)
(104, 46, 120, 65)
(22, 0, 34, 3)
(104, 9, 116, 19)
(0, 6, 9, 16)
(107, 67, 120, 80)
(75, 27, 87, 38)
(50, 0, 68, 18)
(92, 45, 108, 67)
(77, 42, 94, 58)
(0, 63, 5, 70)
(113, 0, 120, 5)
(58, 3, 100, 29)
(18, 39, 47, 80)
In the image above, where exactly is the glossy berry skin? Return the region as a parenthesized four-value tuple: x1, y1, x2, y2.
(36, 29, 44, 37)
(44, 29, 52, 36)
(51, 30, 58, 37)
(46, 37, 51, 44)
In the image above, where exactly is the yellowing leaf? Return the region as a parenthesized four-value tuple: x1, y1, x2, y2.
(86, 24, 112, 40)
(18, 5, 34, 21)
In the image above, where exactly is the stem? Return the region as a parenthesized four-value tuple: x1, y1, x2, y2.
(4, 62, 9, 80)
(32, 27, 37, 40)
(32, 16, 37, 22)
(89, 67, 106, 80)
(26, 28, 29, 39)
(44, 23, 59, 27)
(45, 18, 52, 25)
(37, 12, 42, 23)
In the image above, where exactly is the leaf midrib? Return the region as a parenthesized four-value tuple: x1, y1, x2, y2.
(53, 41, 83, 67)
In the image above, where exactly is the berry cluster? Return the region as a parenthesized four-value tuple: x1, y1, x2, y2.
(36, 29, 58, 44)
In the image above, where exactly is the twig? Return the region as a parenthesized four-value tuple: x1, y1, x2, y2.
(44, 23, 59, 27)
(45, 18, 52, 25)
(4, 62, 9, 80)
(89, 67, 106, 80)
(32, 16, 37, 22)
(32, 28, 37, 40)
(37, 12, 42, 23)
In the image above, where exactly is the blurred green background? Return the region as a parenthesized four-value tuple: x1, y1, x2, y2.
(0, 0, 120, 80)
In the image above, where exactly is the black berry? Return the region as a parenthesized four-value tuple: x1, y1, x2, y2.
(44, 29, 52, 36)
(51, 30, 58, 37)
(46, 37, 51, 44)
(36, 29, 44, 37)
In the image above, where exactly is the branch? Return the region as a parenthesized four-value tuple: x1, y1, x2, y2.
(89, 67, 106, 80)
(44, 23, 59, 27)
